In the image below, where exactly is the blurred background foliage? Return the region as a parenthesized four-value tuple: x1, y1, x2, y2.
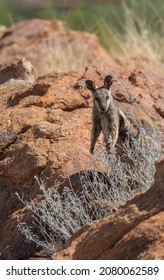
(0, 0, 164, 62)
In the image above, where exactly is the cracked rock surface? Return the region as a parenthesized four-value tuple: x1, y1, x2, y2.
(0, 19, 163, 260)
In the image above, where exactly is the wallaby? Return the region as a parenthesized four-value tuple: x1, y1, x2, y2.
(85, 75, 155, 154)
(86, 75, 128, 154)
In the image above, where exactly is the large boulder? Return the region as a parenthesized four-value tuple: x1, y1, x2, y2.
(0, 19, 117, 75)
(0, 58, 163, 259)
(52, 159, 164, 260)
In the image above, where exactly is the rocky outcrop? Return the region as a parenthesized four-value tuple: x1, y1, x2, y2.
(52, 159, 164, 260)
(0, 59, 92, 259)
(0, 58, 36, 85)
(0, 20, 163, 259)
(0, 19, 117, 75)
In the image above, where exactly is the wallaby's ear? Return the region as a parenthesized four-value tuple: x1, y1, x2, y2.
(85, 80, 96, 92)
(104, 75, 113, 89)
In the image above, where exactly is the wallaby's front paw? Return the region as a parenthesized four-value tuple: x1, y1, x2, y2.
(108, 147, 114, 154)
(105, 144, 114, 154)
(90, 148, 95, 155)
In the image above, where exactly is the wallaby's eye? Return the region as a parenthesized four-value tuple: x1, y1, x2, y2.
(95, 96, 99, 101)
(106, 95, 109, 100)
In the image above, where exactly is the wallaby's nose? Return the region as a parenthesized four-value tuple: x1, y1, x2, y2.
(100, 106, 106, 112)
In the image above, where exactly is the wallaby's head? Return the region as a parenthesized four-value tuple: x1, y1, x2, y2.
(85, 75, 113, 112)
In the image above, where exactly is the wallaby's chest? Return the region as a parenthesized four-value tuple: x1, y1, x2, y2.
(100, 113, 117, 131)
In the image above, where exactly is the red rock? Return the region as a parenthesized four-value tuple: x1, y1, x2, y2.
(153, 99, 164, 118)
(0, 58, 37, 85)
(0, 47, 163, 259)
(52, 160, 164, 260)
(0, 19, 116, 75)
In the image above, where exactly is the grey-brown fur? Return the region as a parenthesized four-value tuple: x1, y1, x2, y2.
(86, 75, 155, 154)
(86, 75, 127, 153)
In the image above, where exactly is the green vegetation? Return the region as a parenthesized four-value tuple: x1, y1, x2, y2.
(1, 0, 164, 64)
(0, 0, 9, 25)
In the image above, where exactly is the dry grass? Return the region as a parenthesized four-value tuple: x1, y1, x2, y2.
(42, 0, 164, 72)
(1, 0, 164, 72)
(16, 127, 161, 254)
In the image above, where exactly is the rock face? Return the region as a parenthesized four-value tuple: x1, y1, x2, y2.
(53, 159, 164, 260)
(0, 19, 117, 75)
(0, 58, 37, 85)
(0, 58, 163, 259)
(77, 65, 164, 130)
(0, 19, 163, 260)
